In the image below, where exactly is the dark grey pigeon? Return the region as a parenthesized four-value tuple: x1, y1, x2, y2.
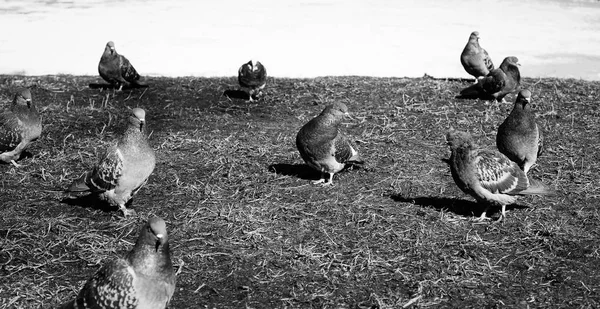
(296, 102, 363, 186)
(496, 89, 542, 174)
(0, 88, 42, 167)
(98, 41, 146, 90)
(57, 217, 176, 309)
(238, 60, 267, 101)
(457, 56, 521, 102)
(460, 31, 495, 81)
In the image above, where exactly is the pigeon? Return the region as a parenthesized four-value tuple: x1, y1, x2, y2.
(445, 128, 553, 222)
(238, 60, 267, 101)
(496, 90, 543, 174)
(67, 108, 155, 217)
(0, 88, 42, 167)
(296, 102, 364, 186)
(58, 216, 176, 309)
(98, 41, 146, 90)
(457, 56, 521, 102)
(460, 31, 495, 80)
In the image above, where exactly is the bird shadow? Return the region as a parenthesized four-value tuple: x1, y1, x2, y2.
(88, 83, 149, 90)
(60, 193, 121, 214)
(390, 195, 528, 219)
(223, 89, 250, 100)
(268, 163, 321, 181)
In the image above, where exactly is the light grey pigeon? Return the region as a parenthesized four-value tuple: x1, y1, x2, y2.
(461, 31, 495, 81)
(296, 102, 364, 186)
(446, 128, 553, 222)
(98, 41, 146, 90)
(238, 60, 267, 101)
(457, 56, 521, 102)
(0, 88, 42, 167)
(66, 108, 155, 216)
(496, 90, 543, 174)
(57, 217, 176, 309)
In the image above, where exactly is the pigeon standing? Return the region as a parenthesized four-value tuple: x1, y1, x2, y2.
(0, 88, 42, 167)
(67, 108, 155, 217)
(238, 60, 267, 101)
(296, 102, 364, 186)
(457, 56, 521, 102)
(460, 31, 495, 80)
(98, 41, 146, 90)
(496, 90, 543, 174)
(58, 217, 176, 309)
(445, 128, 553, 222)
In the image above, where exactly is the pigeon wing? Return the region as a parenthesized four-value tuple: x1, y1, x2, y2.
(86, 145, 124, 192)
(474, 149, 529, 194)
(119, 55, 140, 84)
(73, 258, 138, 309)
(0, 110, 22, 150)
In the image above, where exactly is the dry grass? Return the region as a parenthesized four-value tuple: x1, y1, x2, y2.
(0, 74, 599, 308)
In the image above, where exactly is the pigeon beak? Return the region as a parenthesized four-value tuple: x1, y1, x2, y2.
(344, 112, 353, 120)
(155, 234, 164, 250)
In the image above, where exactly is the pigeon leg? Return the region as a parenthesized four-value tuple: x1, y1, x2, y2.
(473, 206, 491, 222)
(312, 172, 328, 185)
(119, 204, 137, 217)
(320, 173, 335, 186)
(10, 160, 21, 168)
(494, 205, 507, 223)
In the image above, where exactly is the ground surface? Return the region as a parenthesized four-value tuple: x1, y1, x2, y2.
(0, 75, 598, 309)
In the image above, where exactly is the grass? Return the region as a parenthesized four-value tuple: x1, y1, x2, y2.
(0, 74, 599, 308)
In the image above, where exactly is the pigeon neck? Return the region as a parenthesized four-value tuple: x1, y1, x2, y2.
(128, 239, 173, 277)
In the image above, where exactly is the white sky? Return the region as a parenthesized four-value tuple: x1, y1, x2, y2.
(1, 0, 599, 80)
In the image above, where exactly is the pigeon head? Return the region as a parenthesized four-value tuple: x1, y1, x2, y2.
(470, 31, 480, 40)
(249, 60, 260, 72)
(500, 56, 520, 70)
(105, 41, 116, 55)
(323, 102, 349, 117)
(446, 128, 473, 150)
(130, 108, 146, 131)
(515, 89, 532, 108)
(148, 216, 168, 250)
(13, 89, 32, 107)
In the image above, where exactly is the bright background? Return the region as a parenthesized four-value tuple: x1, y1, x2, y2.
(1, 0, 599, 80)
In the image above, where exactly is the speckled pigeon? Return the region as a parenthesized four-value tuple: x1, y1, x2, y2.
(0, 88, 42, 167)
(58, 216, 176, 309)
(296, 102, 363, 186)
(67, 108, 155, 216)
(446, 128, 553, 222)
(238, 60, 267, 101)
(457, 56, 521, 102)
(461, 31, 495, 81)
(98, 41, 146, 90)
(496, 90, 543, 174)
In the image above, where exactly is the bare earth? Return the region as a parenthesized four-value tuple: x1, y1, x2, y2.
(0, 75, 599, 308)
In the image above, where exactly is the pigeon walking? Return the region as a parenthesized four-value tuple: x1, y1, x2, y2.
(67, 108, 155, 216)
(445, 128, 553, 222)
(460, 31, 495, 80)
(457, 56, 521, 102)
(238, 60, 267, 101)
(98, 41, 146, 90)
(296, 102, 363, 186)
(0, 88, 42, 167)
(496, 90, 542, 174)
(58, 217, 176, 309)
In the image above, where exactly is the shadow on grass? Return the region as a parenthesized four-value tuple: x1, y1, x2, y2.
(223, 89, 250, 100)
(60, 194, 120, 214)
(88, 83, 149, 90)
(391, 195, 528, 219)
(268, 163, 321, 181)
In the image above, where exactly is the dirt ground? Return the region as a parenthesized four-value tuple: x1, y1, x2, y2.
(0, 74, 599, 308)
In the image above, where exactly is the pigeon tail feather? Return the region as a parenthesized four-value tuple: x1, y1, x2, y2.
(520, 179, 555, 196)
(66, 173, 90, 192)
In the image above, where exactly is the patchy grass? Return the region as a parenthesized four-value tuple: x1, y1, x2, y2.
(0, 74, 599, 308)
